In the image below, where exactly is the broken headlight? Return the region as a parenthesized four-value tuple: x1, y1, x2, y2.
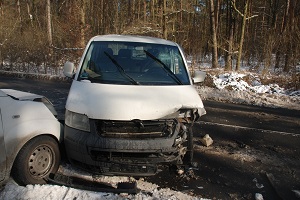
(65, 110, 90, 132)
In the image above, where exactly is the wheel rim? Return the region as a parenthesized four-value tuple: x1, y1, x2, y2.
(28, 145, 53, 178)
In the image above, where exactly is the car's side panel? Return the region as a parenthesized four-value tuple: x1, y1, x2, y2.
(2, 97, 62, 176)
(0, 97, 7, 183)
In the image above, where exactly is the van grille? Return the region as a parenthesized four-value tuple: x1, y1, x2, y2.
(94, 119, 176, 138)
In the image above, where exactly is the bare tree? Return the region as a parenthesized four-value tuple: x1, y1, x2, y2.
(162, 0, 167, 39)
(0, 0, 300, 76)
(283, 0, 297, 72)
(225, 0, 235, 71)
(209, 0, 219, 68)
(17, 0, 23, 34)
(80, 0, 86, 47)
(232, 0, 257, 71)
(46, 0, 52, 48)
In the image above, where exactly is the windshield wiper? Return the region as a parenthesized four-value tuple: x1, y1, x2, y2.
(144, 50, 183, 85)
(104, 52, 140, 85)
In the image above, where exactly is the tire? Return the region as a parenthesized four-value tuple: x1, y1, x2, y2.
(12, 135, 61, 185)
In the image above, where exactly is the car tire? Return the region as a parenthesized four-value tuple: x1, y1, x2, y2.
(11, 135, 60, 185)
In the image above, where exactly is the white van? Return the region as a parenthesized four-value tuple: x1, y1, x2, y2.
(63, 35, 206, 175)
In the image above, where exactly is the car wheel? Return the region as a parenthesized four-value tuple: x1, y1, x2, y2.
(12, 135, 60, 185)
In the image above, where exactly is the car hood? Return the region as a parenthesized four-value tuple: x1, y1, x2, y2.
(1, 89, 43, 100)
(66, 80, 206, 120)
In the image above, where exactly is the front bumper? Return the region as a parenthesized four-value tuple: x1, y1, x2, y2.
(64, 119, 188, 176)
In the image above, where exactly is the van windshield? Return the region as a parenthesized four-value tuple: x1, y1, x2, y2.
(78, 41, 190, 85)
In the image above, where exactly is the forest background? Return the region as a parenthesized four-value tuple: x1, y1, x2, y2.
(0, 0, 299, 78)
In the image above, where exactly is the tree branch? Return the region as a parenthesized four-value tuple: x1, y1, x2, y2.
(231, 0, 258, 20)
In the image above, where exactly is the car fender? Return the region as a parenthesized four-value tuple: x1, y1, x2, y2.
(2, 99, 62, 180)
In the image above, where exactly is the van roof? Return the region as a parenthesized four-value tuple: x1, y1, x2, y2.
(91, 35, 177, 46)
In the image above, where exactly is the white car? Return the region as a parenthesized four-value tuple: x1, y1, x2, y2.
(0, 89, 62, 186)
(63, 35, 206, 176)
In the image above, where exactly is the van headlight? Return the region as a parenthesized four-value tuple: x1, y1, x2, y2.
(65, 110, 90, 132)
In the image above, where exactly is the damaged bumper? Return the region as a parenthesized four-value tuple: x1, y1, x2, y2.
(64, 118, 191, 176)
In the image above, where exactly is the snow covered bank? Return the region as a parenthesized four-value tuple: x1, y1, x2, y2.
(196, 71, 300, 110)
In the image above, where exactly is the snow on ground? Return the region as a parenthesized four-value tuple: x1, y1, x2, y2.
(196, 71, 300, 110)
(1, 178, 197, 200)
(0, 164, 205, 200)
(0, 164, 203, 200)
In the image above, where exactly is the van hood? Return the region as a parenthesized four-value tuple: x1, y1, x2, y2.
(66, 81, 206, 121)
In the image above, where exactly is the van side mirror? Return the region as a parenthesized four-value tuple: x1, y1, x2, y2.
(192, 70, 206, 83)
(63, 61, 75, 78)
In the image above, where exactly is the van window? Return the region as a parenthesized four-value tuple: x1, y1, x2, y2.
(78, 41, 190, 85)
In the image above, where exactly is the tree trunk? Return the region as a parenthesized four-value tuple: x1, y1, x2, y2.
(162, 0, 167, 39)
(236, 0, 249, 71)
(46, 0, 53, 73)
(26, 1, 33, 27)
(17, 0, 23, 34)
(100, 0, 104, 34)
(0, 1, 3, 16)
(144, 0, 147, 23)
(115, 0, 119, 33)
(46, 0, 52, 47)
(209, 0, 218, 68)
(150, 0, 155, 22)
(137, 0, 140, 21)
(225, 0, 234, 71)
(283, 0, 294, 72)
(80, 0, 86, 48)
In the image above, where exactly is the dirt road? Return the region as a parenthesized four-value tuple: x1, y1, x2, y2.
(1, 76, 299, 200)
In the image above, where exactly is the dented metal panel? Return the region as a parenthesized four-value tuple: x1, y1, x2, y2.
(64, 119, 188, 175)
(66, 81, 205, 120)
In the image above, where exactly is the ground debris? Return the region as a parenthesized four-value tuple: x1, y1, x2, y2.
(177, 167, 199, 181)
(228, 193, 240, 199)
(200, 134, 213, 147)
(252, 178, 264, 189)
(255, 193, 264, 200)
(292, 190, 300, 198)
(235, 140, 247, 148)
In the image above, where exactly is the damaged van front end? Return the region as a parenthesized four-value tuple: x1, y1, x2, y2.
(63, 35, 206, 176)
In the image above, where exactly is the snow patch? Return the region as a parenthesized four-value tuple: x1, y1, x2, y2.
(0, 164, 203, 200)
(196, 71, 300, 110)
